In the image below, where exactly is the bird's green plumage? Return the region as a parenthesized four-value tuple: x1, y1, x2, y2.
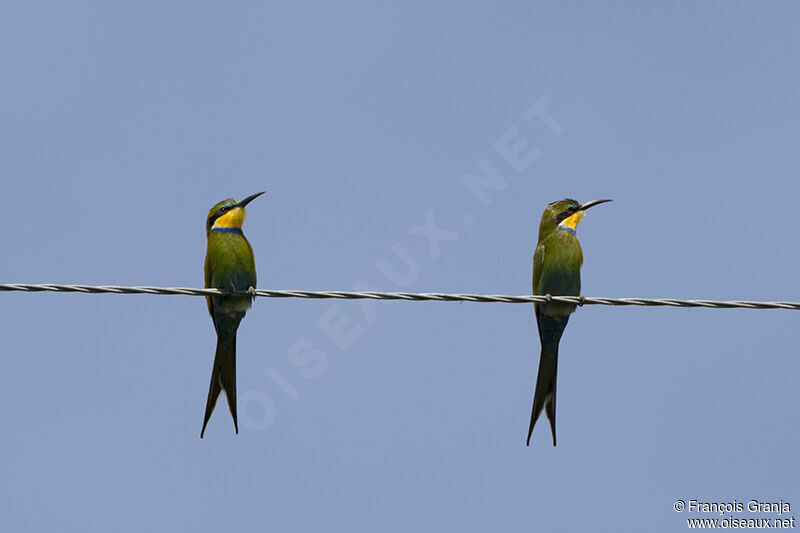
(206, 230, 257, 311)
(201, 193, 263, 438)
(534, 225, 583, 305)
(527, 198, 610, 446)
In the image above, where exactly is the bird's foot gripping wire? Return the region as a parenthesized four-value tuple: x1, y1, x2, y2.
(544, 293, 552, 303)
(577, 295, 585, 307)
(247, 286, 257, 297)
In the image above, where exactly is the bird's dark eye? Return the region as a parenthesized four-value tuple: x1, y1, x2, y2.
(219, 207, 228, 214)
(566, 206, 575, 214)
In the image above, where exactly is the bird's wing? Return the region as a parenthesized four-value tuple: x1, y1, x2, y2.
(243, 237, 257, 301)
(532, 243, 545, 294)
(204, 257, 217, 329)
(532, 243, 546, 339)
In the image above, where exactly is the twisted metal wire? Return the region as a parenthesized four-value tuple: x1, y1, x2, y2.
(0, 283, 798, 310)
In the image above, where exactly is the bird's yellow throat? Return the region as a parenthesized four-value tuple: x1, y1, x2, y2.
(213, 207, 246, 229)
(558, 210, 585, 231)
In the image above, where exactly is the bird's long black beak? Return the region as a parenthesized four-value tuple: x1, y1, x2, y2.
(579, 199, 612, 211)
(238, 191, 266, 208)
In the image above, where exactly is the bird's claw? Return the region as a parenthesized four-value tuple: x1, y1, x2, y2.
(544, 293, 552, 303)
(577, 295, 585, 307)
(248, 286, 256, 297)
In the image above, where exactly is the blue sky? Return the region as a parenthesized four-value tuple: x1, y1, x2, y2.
(2, 2, 799, 531)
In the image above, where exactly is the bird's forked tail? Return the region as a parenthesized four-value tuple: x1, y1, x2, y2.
(528, 311, 569, 446)
(201, 332, 238, 438)
(527, 343, 558, 446)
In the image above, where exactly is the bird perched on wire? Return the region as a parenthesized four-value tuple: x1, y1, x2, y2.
(201, 191, 264, 438)
(528, 198, 611, 446)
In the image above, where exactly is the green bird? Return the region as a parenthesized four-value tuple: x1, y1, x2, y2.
(201, 191, 264, 438)
(528, 198, 611, 446)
